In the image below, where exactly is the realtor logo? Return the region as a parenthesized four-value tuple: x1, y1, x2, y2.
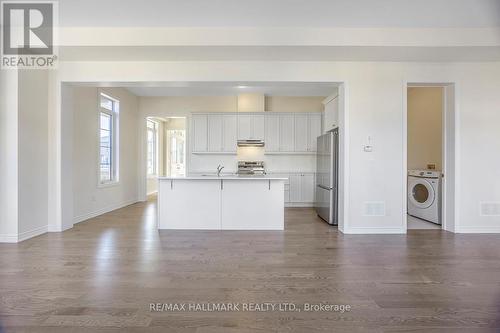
(1, 1, 58, 68)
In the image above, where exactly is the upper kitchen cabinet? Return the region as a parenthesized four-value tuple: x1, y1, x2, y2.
(308, 113, 322, 152)
(264, 114, 280, 152)
(237, 114, 265, 140)
(279, 114, 295, 152)
(208, 115, 223, 152)
(294, 114, 309, 152)
(253, 115, 265, 140)
(192, 112, 321, 154)
(293, 113, 322, 153)
(192, 114, 208, 152)
(237, 114, 253, 140)
(222, 114, 238, 152)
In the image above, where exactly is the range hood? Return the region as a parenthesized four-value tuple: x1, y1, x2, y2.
(237, 139, 265, 147)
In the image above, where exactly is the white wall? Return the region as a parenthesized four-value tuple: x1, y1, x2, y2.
(407, 87, 443, 170)
(0, 70, 19, 241)
(18, 70, 50, 238)
(72, 87, 140, 223)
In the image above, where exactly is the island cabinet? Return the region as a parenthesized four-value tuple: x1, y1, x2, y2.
(158, 177, 285, 230)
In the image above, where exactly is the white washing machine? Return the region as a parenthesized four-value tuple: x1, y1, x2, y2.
(407, 170, 441, 225)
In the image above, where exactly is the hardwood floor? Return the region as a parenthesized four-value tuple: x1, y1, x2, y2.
(1, 198, 500, 332)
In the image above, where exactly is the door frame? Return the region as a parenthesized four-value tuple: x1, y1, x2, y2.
(403, 82, 459, 232)
(140, 115, 189, 201)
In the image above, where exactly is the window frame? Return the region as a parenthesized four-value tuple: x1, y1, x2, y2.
(146, 119, 159, 177)
(98, 92, 120, 187)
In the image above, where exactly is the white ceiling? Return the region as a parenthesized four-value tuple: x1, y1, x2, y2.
(59, 0, 500, 28)
(121, 82, 338, 97)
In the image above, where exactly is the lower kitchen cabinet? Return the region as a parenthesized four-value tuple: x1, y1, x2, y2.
(270, 172, 315, 207)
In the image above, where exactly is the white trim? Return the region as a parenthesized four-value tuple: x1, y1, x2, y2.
(147, 190, 158, 196)
(455, 226, 500, 234)
(18, 226, 48, 242)
(343, 227, 406, 234)
(322, 93, 339, 105)
(402, 80, 408, 232)
(0, 234, 19, 243)
(48, 223, 72, 232)
(338, 82, 349, 234)
(285, 203, 314, 208)
(0, 225, 48, 243)
(73, 198, 138, 224)
(97, 181, 120, 189)
(403, 82, 459, 233)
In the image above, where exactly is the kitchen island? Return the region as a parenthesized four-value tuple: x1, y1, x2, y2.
(158, 176, 286, 230)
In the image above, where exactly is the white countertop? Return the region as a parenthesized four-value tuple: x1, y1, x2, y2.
(158, 176, 287, 180)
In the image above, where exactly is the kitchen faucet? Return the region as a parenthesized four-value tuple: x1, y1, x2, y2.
(217, 165, 224, 177)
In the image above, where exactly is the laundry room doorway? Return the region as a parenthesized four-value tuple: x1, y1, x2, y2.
(404, 83, 458, 232)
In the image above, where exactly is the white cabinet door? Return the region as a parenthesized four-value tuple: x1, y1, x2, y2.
(253, 115, 265, 140)
(237, 114, 253, 140)
(294, 114, 309, 152)
(279, 114, 295, 152)
(222, 114, 237, 152)
(308, 113, 322, 152)
(192, 114, 208, 152)
(208, 115, 223, 152)
(289, 174, 302, 202)
(301, 173, 315, 203)
(265, 114, 280, 152)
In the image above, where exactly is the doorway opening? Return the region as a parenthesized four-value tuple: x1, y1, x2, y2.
(404, 83, 457, 232)
(145, 117, 186, 196)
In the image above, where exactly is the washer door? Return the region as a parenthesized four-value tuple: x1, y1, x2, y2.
(408, 178, 435, 209)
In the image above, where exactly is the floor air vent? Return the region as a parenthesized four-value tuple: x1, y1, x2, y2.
(363, 201, 386, 216)
(480, 202, 500, 216)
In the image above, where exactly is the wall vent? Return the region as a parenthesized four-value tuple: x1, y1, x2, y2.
(363, 201, 386, 216)
(480, 202, 500, 216)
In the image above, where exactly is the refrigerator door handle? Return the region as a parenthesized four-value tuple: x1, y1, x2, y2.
(317, 184, 332, 190)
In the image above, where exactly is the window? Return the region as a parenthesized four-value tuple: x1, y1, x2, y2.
(147, 120, 158, 176)
(168, 130, 185, 177)
(99, 94, 119, 185)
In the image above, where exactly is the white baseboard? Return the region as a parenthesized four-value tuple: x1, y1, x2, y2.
(18, 225, 48, 242)
(48, 223, 73, 232)
(0, 225, 48, 243)
(455, 226, 500, 233)
(0, 234, 19, 243)
(73, 198, 139, 224)
(147, 190, 158, 196)
(343, 227, 406, 234)
(285, 203, 314, 208)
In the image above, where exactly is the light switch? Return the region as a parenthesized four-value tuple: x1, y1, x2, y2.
(363, 136, 373, 152)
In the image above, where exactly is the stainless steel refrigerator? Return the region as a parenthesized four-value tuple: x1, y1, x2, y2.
(315, 128, 339, 225)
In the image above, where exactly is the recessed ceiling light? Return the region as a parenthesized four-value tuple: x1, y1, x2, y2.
(236, 85, 248, 89)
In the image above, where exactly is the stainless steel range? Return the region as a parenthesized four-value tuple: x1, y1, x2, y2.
(237, 161, 266, 175)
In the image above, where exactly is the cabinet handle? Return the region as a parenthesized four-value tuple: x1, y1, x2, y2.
(268, 180, 271, 190)
(170, 180, 173, 189)
(221, 180, 224, 190)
